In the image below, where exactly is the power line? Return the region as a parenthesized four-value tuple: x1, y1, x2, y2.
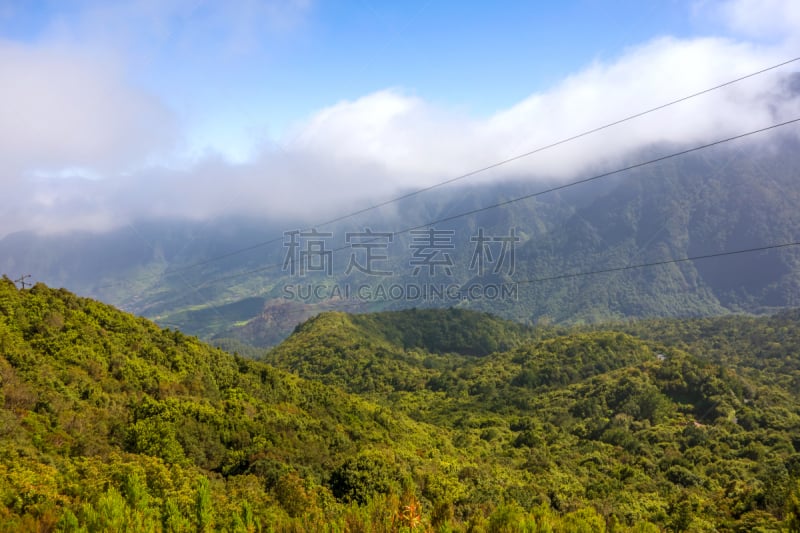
(191, 116, 800, 289)
(393, 118, 800, 234)
(517, 241, 800, 284)
(189, 240, 800, 328)
(163, 236, 285, 274)
(161, 55, 800, 277)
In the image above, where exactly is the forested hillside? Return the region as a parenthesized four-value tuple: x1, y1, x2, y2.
(3, 278, 800, 530)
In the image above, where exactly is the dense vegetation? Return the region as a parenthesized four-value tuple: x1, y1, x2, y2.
(265, 308, 800, 531)
(3, 278, 800, 530)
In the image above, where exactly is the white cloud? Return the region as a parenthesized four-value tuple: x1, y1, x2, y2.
(481, 36, 798, 178)
(0, 40, 176, 178)
(713, 0, 800, 41)
(1, 0, 800, 236)
(265, 34, 799, 191)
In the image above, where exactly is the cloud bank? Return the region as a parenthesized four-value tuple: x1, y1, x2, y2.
(0, 0, 799, 236)
(0, 41, 176, 178)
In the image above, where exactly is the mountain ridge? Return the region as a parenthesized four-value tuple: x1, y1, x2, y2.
(2, 137, 799, 346)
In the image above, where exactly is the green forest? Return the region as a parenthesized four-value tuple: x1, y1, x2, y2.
(2, 276, 800, 531)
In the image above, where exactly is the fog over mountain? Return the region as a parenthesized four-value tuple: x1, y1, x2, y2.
(1, 132, 797, 346)
(1, 0, 799, 236)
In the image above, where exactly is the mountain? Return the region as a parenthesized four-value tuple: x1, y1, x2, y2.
(505, 141, 800, 323)
(5, 279, 800, 529)
(263, 306, 800, 530)
(1, 136, 799, 346)
(263, 308, 530, 394)
(0, 278, 460, 531)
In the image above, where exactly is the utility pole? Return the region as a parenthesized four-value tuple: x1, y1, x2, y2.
(13, 274, 32, 289)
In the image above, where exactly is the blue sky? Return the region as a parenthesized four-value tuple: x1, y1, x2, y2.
(0, 0, 798, 234)
(1, 1, 701, 158)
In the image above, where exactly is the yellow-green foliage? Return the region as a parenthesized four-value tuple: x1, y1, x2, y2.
(1, 277, 800, 530)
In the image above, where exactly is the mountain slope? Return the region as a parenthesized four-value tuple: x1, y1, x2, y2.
(265, 305, 800, 529)
(265, 308, 530, 393)
(4, 283, 800, 529)
(0, 278, 467, 531)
